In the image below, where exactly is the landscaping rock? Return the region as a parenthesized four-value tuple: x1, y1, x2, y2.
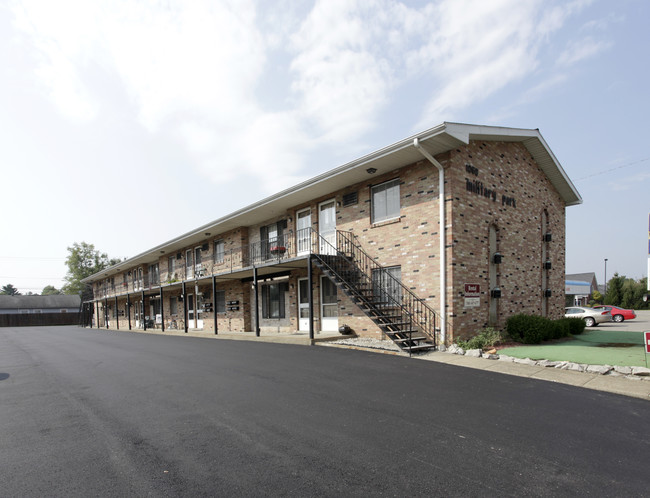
(513, 358, 537, 366)
(614, 366, 633, 375)
(553, 362, 568, 369)
(484, 354, 499, 360)
(631, 366, 650, 377)
(537, 360, 563, 368)
(465, 349, 482, 358)
(586, 365, 613, 375)
(497, 355, 515, 362)
(566, 363, 585, 372)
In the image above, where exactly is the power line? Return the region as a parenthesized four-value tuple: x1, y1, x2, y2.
(575, 157, 650, 181)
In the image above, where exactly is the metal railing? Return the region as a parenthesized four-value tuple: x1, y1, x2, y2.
(312, 229, 440, 347)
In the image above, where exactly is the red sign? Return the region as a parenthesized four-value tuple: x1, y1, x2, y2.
(464, 284, 480, 297)
(645, 332, 650, 354)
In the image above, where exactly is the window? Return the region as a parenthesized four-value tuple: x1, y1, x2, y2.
(214, 240, 225, 264)
(260, 220, 287, 259)
(148, 263, 160, 286)
(372, 266, 402, 306)
(371, 179, 400, 223)
(170, 296, 178, 316)
(262, 282, 287, 319)
(216, 290, 226, 313)
(168, 256, 176, 277)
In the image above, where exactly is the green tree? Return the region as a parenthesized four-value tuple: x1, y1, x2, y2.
(1, 284, 21, 295)
(604, 273, 624, 306)
(62, 242, 122, 296)
(591, 290, 603, 304)
(41, 285, 62, 295)
(621, 279, 636, 309)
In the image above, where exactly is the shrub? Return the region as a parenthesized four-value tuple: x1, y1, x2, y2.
(506, 314, 580, 344)
(561, 317, 586, 335)
(457, 327, 502, 350)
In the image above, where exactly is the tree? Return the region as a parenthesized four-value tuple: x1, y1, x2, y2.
(1, 284, 21, 295)
(604, 273, 624, 306)
(591, 290, 603, 304)
(41, 285, 62, 295)
(62, 242, 122, 296)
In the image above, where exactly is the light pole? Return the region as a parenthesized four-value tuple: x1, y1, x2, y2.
(604, 258, 608, 295)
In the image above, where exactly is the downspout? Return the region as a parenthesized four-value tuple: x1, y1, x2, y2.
(413, 138, 447, 344)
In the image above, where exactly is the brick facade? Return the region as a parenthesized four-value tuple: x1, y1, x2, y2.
(85, 125, 580, 345)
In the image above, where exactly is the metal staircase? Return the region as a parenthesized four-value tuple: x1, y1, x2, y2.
(312, 230, 439, 355)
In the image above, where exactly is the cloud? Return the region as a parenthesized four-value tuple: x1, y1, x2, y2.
(557, 36, 612, 67)
(7, 0, 600, 196)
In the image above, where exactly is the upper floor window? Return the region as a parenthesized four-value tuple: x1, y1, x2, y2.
(148, 263, 160, 286)
(214, 240, 225, 263)
(371, 178, 400, 224)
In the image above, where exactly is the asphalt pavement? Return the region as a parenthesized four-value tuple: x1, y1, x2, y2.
(2, 326, 650, 497)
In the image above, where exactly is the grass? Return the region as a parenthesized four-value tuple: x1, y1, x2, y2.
(499, 329, 648, 367)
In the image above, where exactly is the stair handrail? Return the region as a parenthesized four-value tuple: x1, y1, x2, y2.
(312, 228, 439, 346)
(337, 230, 439, 344)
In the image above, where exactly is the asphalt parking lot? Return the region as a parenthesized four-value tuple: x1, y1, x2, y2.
(2, 325, 650, 496)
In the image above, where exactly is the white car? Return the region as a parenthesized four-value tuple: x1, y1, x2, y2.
(565, 307, 612, 327)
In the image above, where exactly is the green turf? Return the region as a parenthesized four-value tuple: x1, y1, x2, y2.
(499, 329, 648, 367)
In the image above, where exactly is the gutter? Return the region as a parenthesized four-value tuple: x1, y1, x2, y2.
(413, 138, 447, 345)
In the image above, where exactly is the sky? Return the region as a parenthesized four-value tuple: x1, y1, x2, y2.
(1, 0, 648, 294)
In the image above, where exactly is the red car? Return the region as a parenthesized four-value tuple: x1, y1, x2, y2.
(592, 305, 636, 323)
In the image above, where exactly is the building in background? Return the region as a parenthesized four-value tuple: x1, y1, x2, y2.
(82, 122, 581, 351)
(0, 295, 81, 327)
(565, 273, 599, 306)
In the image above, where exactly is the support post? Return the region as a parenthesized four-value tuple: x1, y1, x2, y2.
(160, 287, 164, 332)
(127, 294, 132, 330)
(182, 281, 188, 333)
(142, 290, 146, 331)
(105, 298, 109, 329)
(212, 275, 218, 335)
(115, 296, 119, 330)
(308, 254, 314, 340)
(253, 266, 260, 337)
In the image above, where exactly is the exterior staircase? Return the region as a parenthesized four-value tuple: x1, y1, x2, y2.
(312, 230, 439, 355)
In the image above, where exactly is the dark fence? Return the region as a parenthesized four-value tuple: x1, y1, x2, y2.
(0, 313, 81, 327)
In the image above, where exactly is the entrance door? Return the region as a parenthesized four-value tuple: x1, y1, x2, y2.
(298, 278, 310, 331)
(320, 276, 338, 331)
(185, 249, 193, 279)
(194, 246, 202, 277)
(187, 294, 203, 330)
(318, 199, 336, 255)
(296, 208, 311, 255)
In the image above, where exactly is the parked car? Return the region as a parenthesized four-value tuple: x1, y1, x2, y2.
(592, 305, 636, 323)
(564, 307, 611, 327)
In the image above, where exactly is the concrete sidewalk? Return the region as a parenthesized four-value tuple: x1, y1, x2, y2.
(416, 351, 650, 400)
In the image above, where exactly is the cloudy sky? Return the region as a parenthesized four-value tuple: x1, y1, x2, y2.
(1, 0, 648, 294)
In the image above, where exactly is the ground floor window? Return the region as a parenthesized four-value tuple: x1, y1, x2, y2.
(262, 282, 286, 319)
(216, 290, 226, 313)
(372, 266, 402, 306)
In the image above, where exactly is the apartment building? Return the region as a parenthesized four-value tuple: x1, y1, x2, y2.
(82, 122, 581, 351)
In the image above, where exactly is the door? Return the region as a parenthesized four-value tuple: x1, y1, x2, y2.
(186, 249, 193, 279)
(320, 276, 338, 331)
(296, 208, 311, 256)
(296, 208, 311, 255)
(194, 246, 202, 277)
(298, 278, 310, 331)
(187, 293, 204, 329)
(318, 199, 336, 255)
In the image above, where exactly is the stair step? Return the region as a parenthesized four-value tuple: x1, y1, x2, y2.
(379, 322, 410, 328)
(392, 336, 427, 343)
(401, 343, 435, 352)
(384, 329, 417, 336)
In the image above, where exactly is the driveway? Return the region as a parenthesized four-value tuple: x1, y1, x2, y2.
(2, 326, 649, 496)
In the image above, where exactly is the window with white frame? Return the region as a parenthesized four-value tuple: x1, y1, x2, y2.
(371, 178, 400, 223)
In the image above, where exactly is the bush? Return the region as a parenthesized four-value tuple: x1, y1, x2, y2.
(457, 327, 502, 350)
(560, 317, 586, 335)
(505, 314, 573, 344)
